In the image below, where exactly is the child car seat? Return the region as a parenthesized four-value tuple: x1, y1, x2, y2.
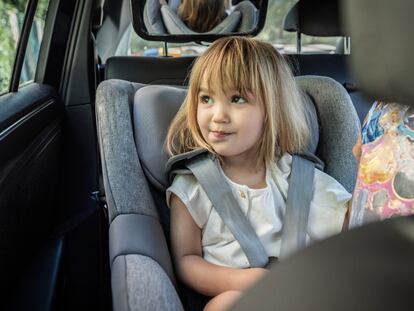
(95, 75, 360, 311)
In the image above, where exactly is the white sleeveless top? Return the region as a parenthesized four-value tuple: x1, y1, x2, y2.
(166, 153, 351, 268)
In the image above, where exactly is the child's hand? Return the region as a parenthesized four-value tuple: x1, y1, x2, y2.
(240, 267, 268, 290)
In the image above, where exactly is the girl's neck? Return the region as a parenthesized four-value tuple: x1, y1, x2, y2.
(220, 156, 267, 189)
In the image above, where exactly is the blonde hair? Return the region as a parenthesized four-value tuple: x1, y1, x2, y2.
(166, 36, 310, 165)
(178, 0, 229, 33)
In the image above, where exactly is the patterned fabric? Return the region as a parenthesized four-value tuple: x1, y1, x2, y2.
(352, 101, 414, 224)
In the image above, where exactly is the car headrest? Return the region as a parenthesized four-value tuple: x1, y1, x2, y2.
(134, 86, 187, 191)
(232, 0, 259, 33)
(133, 83, 319, 192)
(343, 0, 414, 105)
(143, 0, 167, 34)
(160, 4, 241, 35)
(284, 0, 347, 37)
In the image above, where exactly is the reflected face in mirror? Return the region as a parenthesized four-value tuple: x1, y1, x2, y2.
(140, 0, 263, 36)
(178, 0, 231, 33)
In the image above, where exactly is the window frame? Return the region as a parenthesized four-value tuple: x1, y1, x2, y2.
(9, 0, 39, 93)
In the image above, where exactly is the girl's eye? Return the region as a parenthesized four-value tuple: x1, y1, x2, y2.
(200, 95, 213, 104)
(231, 95, 247, 104)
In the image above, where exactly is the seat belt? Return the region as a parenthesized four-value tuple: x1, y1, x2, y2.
(279, 155, 315, 260)
(186, 153, 269, 268)
(168, 151, 317, 266)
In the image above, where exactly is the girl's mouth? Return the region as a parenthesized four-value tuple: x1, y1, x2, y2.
(210, 131, 232, 140)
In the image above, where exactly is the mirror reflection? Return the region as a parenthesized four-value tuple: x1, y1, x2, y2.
(143, 0, 262, 35)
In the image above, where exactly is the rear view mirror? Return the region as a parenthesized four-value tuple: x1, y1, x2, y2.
(131, 0, 268, 42)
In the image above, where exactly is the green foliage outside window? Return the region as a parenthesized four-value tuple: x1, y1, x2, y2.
(0, 0, 48, 94)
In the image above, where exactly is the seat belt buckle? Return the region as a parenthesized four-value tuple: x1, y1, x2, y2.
(90, 190, 108, 219)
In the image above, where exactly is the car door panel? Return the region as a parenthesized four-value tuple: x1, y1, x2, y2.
(0, 82, 62, 300)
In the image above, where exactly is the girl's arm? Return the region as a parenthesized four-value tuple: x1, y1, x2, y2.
(170, 194, 268, 297)
(342, 201, 351, 231)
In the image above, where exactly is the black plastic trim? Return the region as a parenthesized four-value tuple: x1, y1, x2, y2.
(0, 99, 54, 140)
(35, 0, 60, 84)
(10, 0, 39, 92)
(12, 238, 64, 311)
(0, 83, 60, 130)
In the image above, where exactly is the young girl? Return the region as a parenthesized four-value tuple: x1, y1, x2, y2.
(177, 0, 230, 33)
(166, 37, 351, 311)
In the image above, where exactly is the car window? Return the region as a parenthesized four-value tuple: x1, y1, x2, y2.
(257, 0, 341, 54)
(19, 0, 50, 87)
(0, 0, 28, 94)
(0, 0, 49, 94)
(128, 0, 342, 57)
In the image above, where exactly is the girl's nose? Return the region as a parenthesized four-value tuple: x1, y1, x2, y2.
(212, 103, 230, 123)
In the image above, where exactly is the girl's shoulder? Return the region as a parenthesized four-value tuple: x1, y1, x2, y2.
(167, 174, 200, 199)
(269, 152, 351, 199)
(166, 173, 212, 228)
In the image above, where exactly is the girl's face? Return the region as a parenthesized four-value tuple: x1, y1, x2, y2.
(196, 78, 265, 161)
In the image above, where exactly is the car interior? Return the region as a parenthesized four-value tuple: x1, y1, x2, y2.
(230, 4, 414, 309)
(0, 0, 411, 310)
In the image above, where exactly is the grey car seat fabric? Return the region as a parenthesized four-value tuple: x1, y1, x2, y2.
(143, 0, 167, 34)
(296, 75, 360, 193)
(96, 79, 184, 311)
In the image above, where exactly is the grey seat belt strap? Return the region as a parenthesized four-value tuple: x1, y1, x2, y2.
(186, 153, 269, 268)
(279, 155, 315, 260)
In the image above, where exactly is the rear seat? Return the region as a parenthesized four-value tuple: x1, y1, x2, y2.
(105, 56, 195, 85)
(283, 0, 373, 123)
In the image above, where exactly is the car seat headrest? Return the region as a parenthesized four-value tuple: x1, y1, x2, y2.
(143, 0, 167, 34)
(344, 0, 414, 105)
(160, 5, 241, 35)
(284, 0, 347, 37)
(133, 83, 319, 192)
(231, 0, 259, 33)
(134, 86, 187, 191)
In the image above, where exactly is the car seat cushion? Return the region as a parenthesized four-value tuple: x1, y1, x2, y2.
(112, 254, 183, 311)
(296, 75, 360, 193)
(96, 79, 159, 222)
(134, 85, 186, 191)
